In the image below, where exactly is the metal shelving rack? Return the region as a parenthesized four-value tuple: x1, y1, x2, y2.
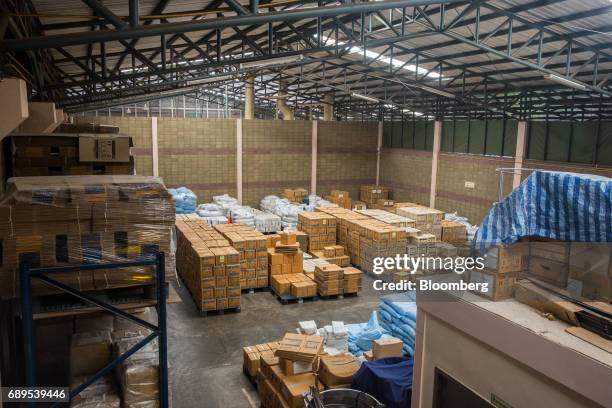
(19, 253, 169, 408)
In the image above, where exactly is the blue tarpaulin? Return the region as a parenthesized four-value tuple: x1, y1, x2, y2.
(474, 171, 612, 251)
(352, 357, 413, 408)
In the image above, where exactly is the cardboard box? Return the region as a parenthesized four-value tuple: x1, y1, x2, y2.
(79, 135, 131, 162)
(281, 372, 323, 408)
(318, 354, 360, 388)
(280, 231, 297, 245)
(484, 244, 523, 273)
(469, 269, 518, 301)
(528, 256, 569, 287)
(291, 280, 317, 298)
(70, 331, 112, 377)
(279, 357, 315, 376)
(276, 333, 324, 362)
(372, 337, 403, 359)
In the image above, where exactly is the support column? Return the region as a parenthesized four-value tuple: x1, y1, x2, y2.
(244, 75, 255, 120)
(311, 121, 318, 195)
(376, 122, 383, 185)
(323, 93, 334, 121)
(151, 117, 159, 177)
(236, 119, 243, 204)
(513, 121, 528, 189)
(429, 120, 442, 208)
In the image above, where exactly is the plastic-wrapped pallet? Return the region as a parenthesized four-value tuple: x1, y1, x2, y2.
(445, 212, 478, 242)
(377, 292, 417, 356)
(196, 203, 224, 218)
(260, 195, 306, 230)
(227, 206, 255, 227)
(169, 187, 197, 214)
(304, 195, 334, 211)
(213, 194, 239, 215)
(254, 212, 281, 233)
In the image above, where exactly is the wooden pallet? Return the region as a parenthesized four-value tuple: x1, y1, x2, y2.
(200, 306, 241, 316)
(318, 292, 359, 301)
(269, 285, 318, 305)
(241, 286, 270, 294)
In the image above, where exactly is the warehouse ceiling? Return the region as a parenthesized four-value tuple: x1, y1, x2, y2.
(2, 0, 611, 119)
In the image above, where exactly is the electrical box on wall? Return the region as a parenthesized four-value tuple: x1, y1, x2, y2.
(79, 135, 131, 162)
(465, 181, 476, 189)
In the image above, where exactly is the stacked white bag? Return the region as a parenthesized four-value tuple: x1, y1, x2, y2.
(260, 195, 306, 230)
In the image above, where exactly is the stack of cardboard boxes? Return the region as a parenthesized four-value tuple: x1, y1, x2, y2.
(359, 185, 390, 207)
(297, 211, 337, 251)
(213, 223, 269, 289)
(314, 264, 344, 296)
(357, 209, 416, 229)
(317, 354, 360, 389)
(175, 218, 241, 312)
(309, 245, 350, 267)
(257, 333, 325, 408)
(268, 232, 315, 297)
(325, 190, 352, 209)
(0, 176, 175, 300)
(343, 267, 363, 294)
(469, 244, 523, 300)
(10, 134, 135, 177)
(283, 188, 308, 203)
(67, 307, 160, 407)
(440, 220, 467, 242)
(396, 206, 444, 241)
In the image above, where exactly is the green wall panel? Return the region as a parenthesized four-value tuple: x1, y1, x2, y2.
(454, 121, 469, 153)
(547, 122, 571, 162)
(469, 120, 486, 155)
(392, 121, 403, 148)
(527, 122, 546, 160)
(486, 120, 504, 156)
(570, 122, 597, 164)
(402, 121, 415, 149)
(383, 122, 393, 147)
(441, 121, 454, 152)
(597, 122, 612, 166)
(503, 120, 518, 157)
(414, 121, 427, 150)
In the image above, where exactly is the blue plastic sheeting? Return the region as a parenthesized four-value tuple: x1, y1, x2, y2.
(352, 357, 413, 408)
(474, 171, 612, 251)
(169, 187, 197, 214)
(378, 292, 417, 356)
(347, 312, 391, 357)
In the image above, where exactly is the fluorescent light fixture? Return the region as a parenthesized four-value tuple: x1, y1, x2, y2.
(418, 85, 456, 99)
(240, 55, 304, 70)
(546, 74, 587, 91)
(351, 92, 380, 103)
(187, 74, 233, 85)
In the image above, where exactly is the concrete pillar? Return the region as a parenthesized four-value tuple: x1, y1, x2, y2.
(429, 120, 442, 208)
(376, 122, 383, 185)
(237, 119, 243, 204)
(277, 80, 294, 120)
(323, 93, 334, 121)
(19, 102, 58, 133)
(151, 117, 159, 177)
(0, 78, 29, 138)
(311, 121, 318, 195)
(513, 121, 528, 189)
(244, 75, 255, 120)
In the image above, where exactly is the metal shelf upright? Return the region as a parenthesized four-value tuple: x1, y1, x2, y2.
(19, 252, 169, 408)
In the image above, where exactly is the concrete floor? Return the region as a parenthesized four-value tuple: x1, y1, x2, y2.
(167, 274, 387, 408)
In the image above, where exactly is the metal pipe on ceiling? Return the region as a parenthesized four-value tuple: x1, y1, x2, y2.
(1, 0, 464, 51)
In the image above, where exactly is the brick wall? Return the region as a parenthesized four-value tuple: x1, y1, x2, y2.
(436, 153, 514, 224)
(157, 118, 236, 202)
(242, 119, 311, 206)
(379, 148, 432, 205)
(317, 121, 378, 198)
